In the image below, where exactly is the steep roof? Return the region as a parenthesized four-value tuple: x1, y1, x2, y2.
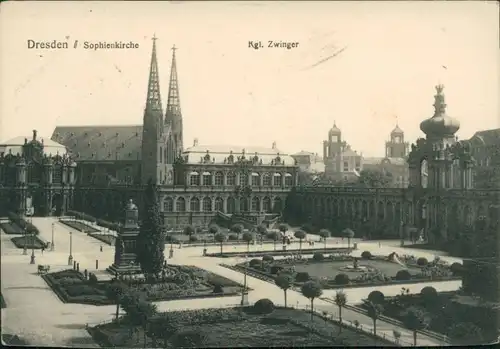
(469, 128, 500, 146)
(51, 125, 144, 161)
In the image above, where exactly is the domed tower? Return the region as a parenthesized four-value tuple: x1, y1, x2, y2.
(385, 123, 409, 158)
(323, 122, 343, 175)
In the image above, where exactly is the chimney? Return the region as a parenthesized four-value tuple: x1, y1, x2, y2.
(272, 141, 277, 149)
(193, 138, 199, 146)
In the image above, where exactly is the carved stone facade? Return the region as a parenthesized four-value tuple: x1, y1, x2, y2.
(0, 130, 77, 216)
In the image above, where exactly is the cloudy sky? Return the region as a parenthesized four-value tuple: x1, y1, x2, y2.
(1, 1, 498, 157)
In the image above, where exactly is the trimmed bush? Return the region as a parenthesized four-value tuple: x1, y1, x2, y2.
(450, 262, 463, 276)
(312, 252, 324, 261)
(270, 265, 284, 275)
(367, 290, 385, 304)
(361, 251, 372, 259)
(295, 272, 310, 282)
(262, 255, 274, 263)
(227, 234, 239, 241)
(249, 259, 261, 268)
(420, 286, 438, 302)
(213, 284, 223, 294)
(189, 235, 198, 242)
(395, 270, 412, 281)
(334, 273, 350, 285)
(417, 257, 428, 266)
(253, 298, 274, 314)
(7, 212, 40, 235)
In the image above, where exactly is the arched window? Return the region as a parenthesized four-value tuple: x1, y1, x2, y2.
(202, 172, 212, 186)
(215, 197, 224, 212)
(190, 172, 200, 186)
(273, 173, 282, 186)
(239, 172, 248, 186)
(273, 197, 283, 212)
(163, 197, 174, 212)
(176, 197, 186, 212)
(263, 173, 271, 186)
(190, 197, 200, 212)
(227, 197, 236, 213)
(227, 172, 236, 185)
(284, 173, 293, 186)
(262, 196, 272, 212)
(240, 197, 249, 212)
(214, 171, 224, 186)
(251, 197, 260, 212)
(251, 173, 260, 186)
(202, 197, 212, 212)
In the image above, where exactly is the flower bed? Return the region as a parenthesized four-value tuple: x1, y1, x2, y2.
(11, 235, 47, 249)
(59, 220, 100, 233)
(227, 252, 459, 289)
(0, 222, 24, 234)
(42, 265, 245, 306)
(88, 305, 395, 348)
(205, 247, 352, 258)
(66, 210, 121, 232)
(88, 233, 116, 246)
(7, 212, 39, 234)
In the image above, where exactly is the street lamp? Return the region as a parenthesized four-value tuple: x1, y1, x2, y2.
(23, 226, 28, 255)
(51, 222, 55, 251)
(241, 254, 249, 306)
(67, 231, 73, 265)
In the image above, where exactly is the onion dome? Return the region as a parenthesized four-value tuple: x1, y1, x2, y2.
(329, 121, 341, 135)
(391, 123, 404, 135)
(420, 85, 460, 137)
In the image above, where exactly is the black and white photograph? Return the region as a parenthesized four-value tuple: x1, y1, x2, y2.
(0, 1, 498, 347)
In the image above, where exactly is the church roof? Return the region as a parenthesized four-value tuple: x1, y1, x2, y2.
(0, 135, 68, 156)
(51, 125, 144, 161)
(469, 128, 500, 146)
(183, 144, 296, 166)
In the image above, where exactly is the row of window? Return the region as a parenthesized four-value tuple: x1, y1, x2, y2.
(188, 172, 294, 186)
(0, 166, 68, 185)
(163, 196, 284, 213)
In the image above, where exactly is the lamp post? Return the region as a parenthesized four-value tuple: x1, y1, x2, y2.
(51, 222, 55, 251)
(67, 231, 73, 265)
(23, 226, 28, 255)
(241, 254, 249, 306)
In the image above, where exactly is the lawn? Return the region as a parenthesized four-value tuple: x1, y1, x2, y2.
(59, 220, 100, 233)
(11, 235, 47, 249)
(88, 233, 116, 246)
(89, 306, 395, 348)
(360, 291, 499, 344)
(167, 229, 279, 245)
(42, 265, 245, 306)
(231, 252, 457, 289)
(0, 222, 23, 234)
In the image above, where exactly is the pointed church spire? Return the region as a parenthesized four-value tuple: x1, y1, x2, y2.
(146, 34, 163, 114)
(165, 45, 181, 121)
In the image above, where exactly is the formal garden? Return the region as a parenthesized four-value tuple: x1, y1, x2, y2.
(0, 211, 40, 235)
(11, 235, 47, 249)
(226, 251, 461, 289)
(88, 296, 395, 348)
(59, 219, 100, 233)
(357, 285, 498, 346)
(42, 265, 245, 306)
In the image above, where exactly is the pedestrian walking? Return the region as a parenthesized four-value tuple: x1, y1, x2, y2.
(378, 242, 381, 248)
(41, 246, 45, 255)
(100, 245, 103, 252)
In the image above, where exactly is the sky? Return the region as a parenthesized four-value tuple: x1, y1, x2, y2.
(0, 1, 498, 157)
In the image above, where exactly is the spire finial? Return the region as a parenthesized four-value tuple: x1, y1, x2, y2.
(165, 44, 181, 118)
(172, 44, 177, 52)
(152, 33, 157, 41)
(433, 84, 446, 116)
(145, 34, 162, 113)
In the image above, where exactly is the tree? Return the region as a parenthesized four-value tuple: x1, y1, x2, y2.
(230, 223, 244, 239)
(137, 300, 158, 347)
(403, 306, 429, 346)
(256, 224, 267, 242)
(334, 290, 347, 331)
(447, 322, 484, 346)
(136, 180, 165, 281)
(214, 232, 226, 255)
(268, 231, 279, 251)
(356, 169, 393, 188)
(294, 230, 306, 255)
(106, 280, 128, 322)
(364, 300, 383, 337)
(342, 228, 355, 250)
(183, 225, 195, 239)
(301, 281, 323, 321)
(147, 314, 179, 348)
(275, 273, 293, 308)
(319, 229, 331, 250)
(208, 223, 219, 238)
(242, 232, 253, 254)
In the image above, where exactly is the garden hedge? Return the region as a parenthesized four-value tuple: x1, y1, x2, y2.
(7, 212, 39, 235)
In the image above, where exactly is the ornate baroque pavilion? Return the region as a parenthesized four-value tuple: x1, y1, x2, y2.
(0, 38, 498, 241)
